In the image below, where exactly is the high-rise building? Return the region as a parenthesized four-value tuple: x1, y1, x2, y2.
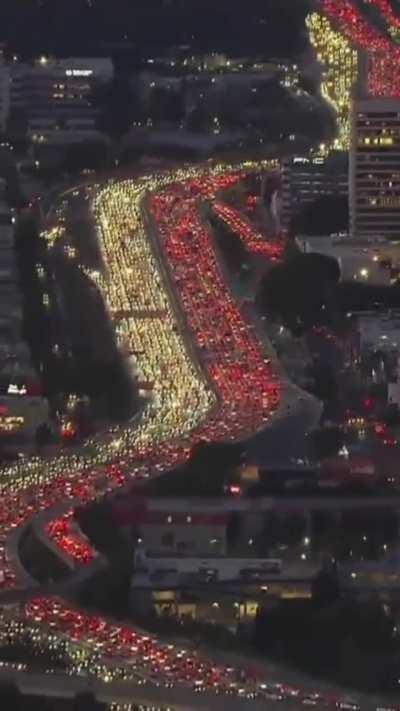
(281, 154, 348, 229)
(349, 96, 400, 239)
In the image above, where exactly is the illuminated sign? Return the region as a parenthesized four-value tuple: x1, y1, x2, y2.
(65, 69, 93, 77)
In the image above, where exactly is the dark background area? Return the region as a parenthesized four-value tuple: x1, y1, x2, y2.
(0, 0, 310, 62)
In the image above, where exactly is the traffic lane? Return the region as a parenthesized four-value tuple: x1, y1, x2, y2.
(0, 667, 316, 710)
(192, 643, 384, 711)
(139, 680, 384, 711)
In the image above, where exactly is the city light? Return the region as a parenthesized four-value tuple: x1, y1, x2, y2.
(0, 2, 397, 701)
(307, 12, 358, 149)
(212, 201, 283, 259)
(0, 162, 282, 700)
(319, 0, 400, 96)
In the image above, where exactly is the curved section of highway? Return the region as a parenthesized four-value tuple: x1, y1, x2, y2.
(0, 162, 288, 707)
(41, 163, 282, 569)
(319, 0, 400, 95)
(0, 160, 388, 710)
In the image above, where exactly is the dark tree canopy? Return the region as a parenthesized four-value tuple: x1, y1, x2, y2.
(312, 568, 340, 609)
(62, 141, 110, 174)
(258, 246, 400, 337)
(254, 596, 399, 692)
(94, 76, 141, 138)
(292, 195, 349, 237)
(257, 252, 340, 336)
(146, 439, 244, 497)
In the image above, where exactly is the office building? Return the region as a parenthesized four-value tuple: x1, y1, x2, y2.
(11, 56, 113, 116)
(281, 154, 348, 228)
(357, 312, 400, 355)
(139, 510, 228, 556)
(296, 234, 400, 285)
(9, 56, 113, 145)
(349, 96, 400, 239)
(137, 53, 300, 127)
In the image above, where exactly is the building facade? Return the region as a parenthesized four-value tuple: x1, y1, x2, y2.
(0, 195, 51, 450)
(140, 511, 228, 556)
(281, 155, 348, 229)
(349, 96, 400, 239)
(0, 62, 10, 133)
(297, 234, 394, 285)
(9, 56, 113, 145)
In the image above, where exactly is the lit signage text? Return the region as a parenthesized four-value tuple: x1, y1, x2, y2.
(65, 70, 93, 77)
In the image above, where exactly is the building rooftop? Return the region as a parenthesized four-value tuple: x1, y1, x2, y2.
(297, 234, 400, 285)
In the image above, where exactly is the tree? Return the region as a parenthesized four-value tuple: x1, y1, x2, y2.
(254, 592, 400, 693)
(0, 147, 25, 207)
(94, 75, 141, 139)
(292, 195, 349, 236)
(309, 426, 344, 459)
(337, 281, 400, 312)
(260, 511, 284, 553)
(283, 514, 307, 546)
(35, 422, 53, 449)
(226, 512, 241, 547)
(186, 102, 212, 133)
(0, 683, 21, 711)
(310, 361, 337, 402)
(62, 142, 109, 175)
(14, 215, 41, 262)
(147, 439, 244, 497)
(15, 216, 51, 376)
(312, 567, 340, 609)
(148, 86, 184, 125)
(257, 252, 340, 336)
(189, 440, 244, 478)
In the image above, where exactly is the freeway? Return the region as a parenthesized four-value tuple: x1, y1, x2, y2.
(0, 667, 346, 711)
(0, 3, 397, 706)
(0, 159, 394, 711)
(319, 0, 400, 95)
(0, 162, 292, 707)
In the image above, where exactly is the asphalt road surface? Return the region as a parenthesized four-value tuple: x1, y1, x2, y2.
(248, 388, 322, 465)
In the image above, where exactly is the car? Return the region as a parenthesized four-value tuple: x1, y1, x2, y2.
(302, 697, 319, 706)
(259, 683, 284, 701)
(261, 689, 283, 701)
(284, 686, 300, 697)
(337, 701, 360, 711)
(264, 691, 283, 701)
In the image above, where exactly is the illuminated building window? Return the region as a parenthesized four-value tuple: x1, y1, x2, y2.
(0, 416, 24, 433)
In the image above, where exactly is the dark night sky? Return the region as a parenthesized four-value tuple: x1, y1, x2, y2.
(0, 0, 309, 60)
